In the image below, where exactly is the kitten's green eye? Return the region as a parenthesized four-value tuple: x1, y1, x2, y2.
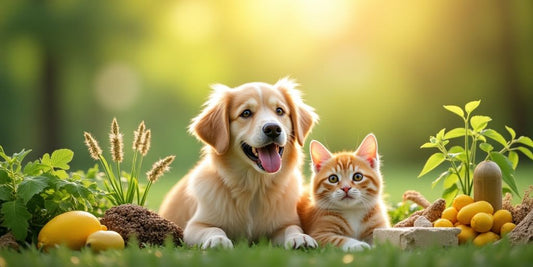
(327, 174, 339, 183)
(240, 109, 252, 118)
(353, 172, 364, 182)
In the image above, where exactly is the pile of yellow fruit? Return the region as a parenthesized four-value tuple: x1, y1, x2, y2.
(38, 211, 124, 252)
(433, 194, 516, 246)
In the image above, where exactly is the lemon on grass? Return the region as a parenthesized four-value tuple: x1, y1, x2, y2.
(85, 230, 125, 252)
(473, 231, 499, 246)
(38, 211, 107, 250)
(500, 222, 516, 237)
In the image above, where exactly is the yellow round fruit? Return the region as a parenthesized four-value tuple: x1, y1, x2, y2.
(457, 201, 494, 225)
(456, 224, 477, 244)
(452, 194, 474, 212)
(38, 211, 106, 250)
(473, 231, 500, 246)
(470, 212, 494, 233)
(500, 222, 516, 237)
(434, 218, 454, 227)
(441, 207, 458, 224)
(491, 209, 513, 234)
(85, 230, 125, 252)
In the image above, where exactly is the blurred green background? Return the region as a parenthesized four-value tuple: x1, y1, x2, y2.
(1, 0, 532, 210)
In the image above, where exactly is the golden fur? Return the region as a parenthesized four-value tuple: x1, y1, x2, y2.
(159, 78, 319, 249)
(297, 134, 390, 251)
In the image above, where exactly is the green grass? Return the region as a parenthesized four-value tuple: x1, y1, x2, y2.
(1, 240, 532, 267)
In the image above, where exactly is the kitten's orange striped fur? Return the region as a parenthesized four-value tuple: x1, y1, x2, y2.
(298, 134, 390, 251)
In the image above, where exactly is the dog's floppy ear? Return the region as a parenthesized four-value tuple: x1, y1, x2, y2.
(189, 84, 231, 155)
(277, 78, 319, 146)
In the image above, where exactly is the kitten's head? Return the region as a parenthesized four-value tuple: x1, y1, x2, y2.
(309, 134, 382, 210)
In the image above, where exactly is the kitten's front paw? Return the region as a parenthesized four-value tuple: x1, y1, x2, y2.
(342, 239, 371, 252)
(285, 233, 318, 249)
(201, 235, 234, 249)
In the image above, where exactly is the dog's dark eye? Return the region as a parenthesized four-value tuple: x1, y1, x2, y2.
(240, 109, 252, 118)
(276, 107, 285, 116)
(327, 174, 339, 183)
(353, 172, 364, 182)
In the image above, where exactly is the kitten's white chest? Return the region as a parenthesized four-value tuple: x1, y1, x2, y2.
(341, 210, 366, 238)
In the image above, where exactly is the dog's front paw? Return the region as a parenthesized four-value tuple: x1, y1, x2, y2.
(342, 239, 370, 252)
(285, 233, 318, 249)
(201, 235, 234, 249)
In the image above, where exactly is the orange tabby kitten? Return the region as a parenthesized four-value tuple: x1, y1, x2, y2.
(298, 134, 390, 251)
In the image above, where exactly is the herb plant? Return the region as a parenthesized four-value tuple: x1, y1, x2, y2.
(83, 118, 175, 206)
(0, 146, 109, 243)
(418, 100, 533, 204)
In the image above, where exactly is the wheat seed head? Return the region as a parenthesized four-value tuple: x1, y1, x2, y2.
(133, 121, 146, 151)
(146, 155, 175, 182)
(141, 129, 151, 156)
(84, 131, 102, 160)
(109, 118, 124, 163)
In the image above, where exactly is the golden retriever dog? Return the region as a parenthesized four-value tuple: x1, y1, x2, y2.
(159, 78, 319, 249)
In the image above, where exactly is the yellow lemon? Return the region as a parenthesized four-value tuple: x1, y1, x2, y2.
(38, 211, 106, 250)
(452, 194, 474, 212)
(500, 222, 516, 237)
(441, 207, 458, 224)
(491, 209, 513, 234)
(473, 231, 499, 246)
(457, 201, 494, 225)
(456, 224, 477, 244)
(470, 212, 493, 233)
(85, 230, 125, 252)
(433, 218, 454, 227)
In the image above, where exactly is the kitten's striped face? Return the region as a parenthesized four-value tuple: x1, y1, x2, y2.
(309, 135, 382, 210)
(313, 154, 381, 209)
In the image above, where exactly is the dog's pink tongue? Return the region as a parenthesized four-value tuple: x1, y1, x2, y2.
(257, 145, 281, 173)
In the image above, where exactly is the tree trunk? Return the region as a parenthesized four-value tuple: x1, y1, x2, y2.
(507, 209, 533, 245)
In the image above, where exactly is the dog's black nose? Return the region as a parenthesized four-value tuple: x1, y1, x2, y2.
(263, 123, 282, 139)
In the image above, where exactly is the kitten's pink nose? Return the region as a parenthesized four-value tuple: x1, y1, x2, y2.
(341, 186, 351, 193)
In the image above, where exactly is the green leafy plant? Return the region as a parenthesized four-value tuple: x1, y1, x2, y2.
(418, 100, 533, 204)
(0, 146, 109, 243)
(83, 118, 175, 206)
(388, 201, 423, 225)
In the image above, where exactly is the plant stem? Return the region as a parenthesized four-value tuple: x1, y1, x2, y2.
(464, 116, 472, 195)
(139, 180, 152, 206)
(135, 156, 144, 204)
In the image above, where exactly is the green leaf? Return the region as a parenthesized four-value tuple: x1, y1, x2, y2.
(482, 129, 508, 147)
(470, 115, 492, 132)
(23, 161, 49, 176)
(505, 126, 516, 140)
(442, 184, 459, 205)
(517, 136, 533, 148)
(0, 184, 13, 201)
(465, 100, 481, 114)
(418, 153, 446, 177)
(0, 170, 10, 183)
(432, 170, 450, 189)
(50, 149, 74, 170)
(508, 151, 519, 169)
(41, 153, 52, 166)
(436, 128, 446, 141)
(56, 180, 91, 198)
(490, 152, 520, 196)
(443, 105, 464, 119)
(517, 147, 533, 160)
(13, 149, 32, 165)
(448, 146, 466, 162)
(17, 176, 50, 204)
(479, 143, 494, 153)
(420, 142, 439, 148)
(443, 173, 459, 189)
(1, 199, 31, 241)
(444, 128, 466, 139)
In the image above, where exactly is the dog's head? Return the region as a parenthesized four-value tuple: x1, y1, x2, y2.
(189, 78, 318, 174)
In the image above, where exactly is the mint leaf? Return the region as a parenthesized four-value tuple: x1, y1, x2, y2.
(50, 149, 74, 170)
(517, 136, 533, 148)
(17, 176, 49, 204)
(470, 115, 492, 132)
(56, 179, 91, 198)
(444, 128, 466, 139)
(482, 129, 507, 147)
(1, 199, 32, 241)
(0, 184, 13, 201)
(505, 126, 516, 140)
(23, 160, 49, 176)
(0, 170, 10, 183)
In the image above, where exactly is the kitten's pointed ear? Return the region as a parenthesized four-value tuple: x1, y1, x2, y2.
(355, 134, 379, 169)
(310, 140, 332, 173)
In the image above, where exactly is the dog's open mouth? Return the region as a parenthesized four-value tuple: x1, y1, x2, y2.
(241, 142, 284, 173)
